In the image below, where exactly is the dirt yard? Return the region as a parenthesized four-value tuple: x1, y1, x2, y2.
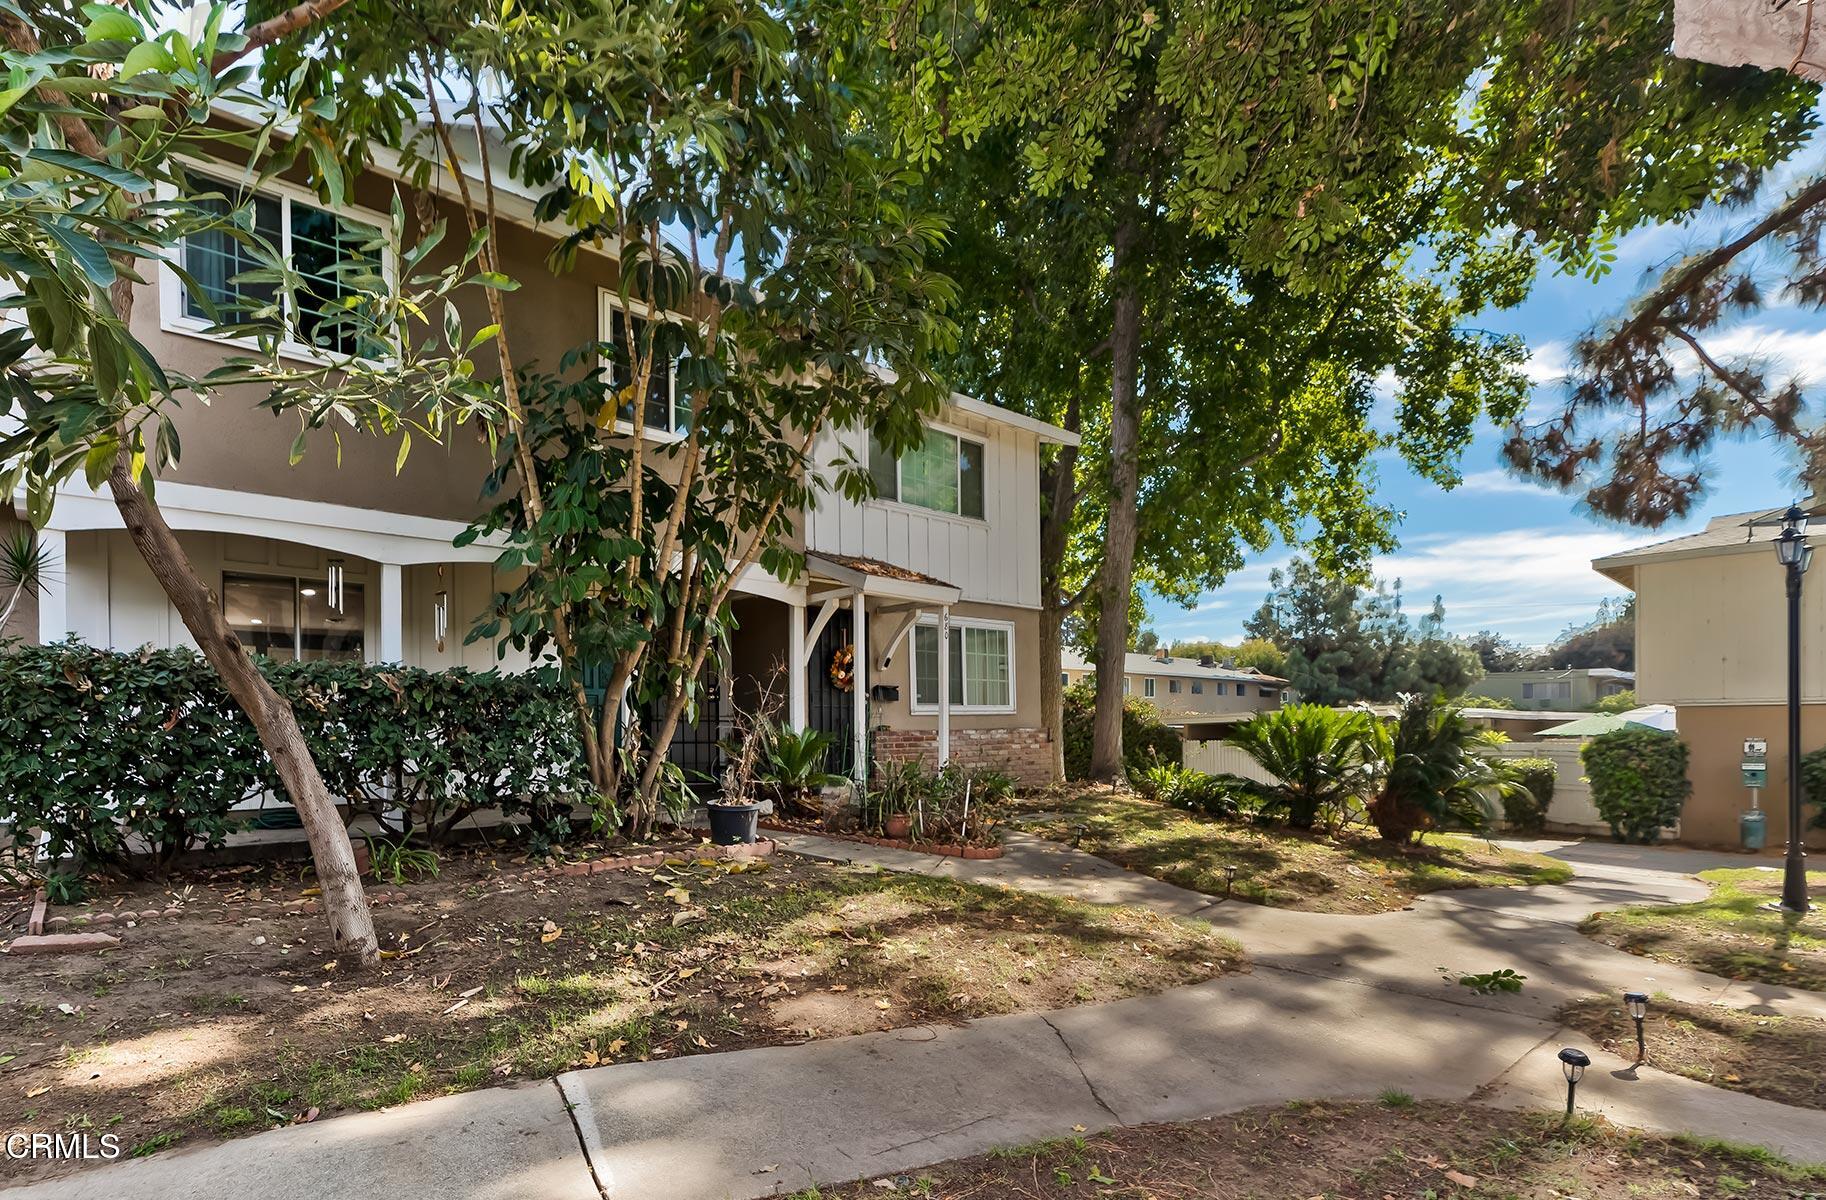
(1580, 867, 1826, 991)
(0, 842, 1240, 1184)
(1560, 994, 1826, 1111)
(793, 1100, 1825, 1198)
(1015, 788, 1574, 913)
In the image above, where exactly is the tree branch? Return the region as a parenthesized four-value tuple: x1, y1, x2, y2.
(213, 0, 353, 71)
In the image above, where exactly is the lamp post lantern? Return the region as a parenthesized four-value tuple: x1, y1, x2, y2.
(1623, 992, 1649, 1064)
(1558, 1047, 1590, 1119)
(1774, 504, 1812, 915)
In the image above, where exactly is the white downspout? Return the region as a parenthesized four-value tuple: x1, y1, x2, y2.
(937, 606, 951, 769)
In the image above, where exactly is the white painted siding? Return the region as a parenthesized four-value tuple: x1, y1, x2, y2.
(804, 408, 1043, 609)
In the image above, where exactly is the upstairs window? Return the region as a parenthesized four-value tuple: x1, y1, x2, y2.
(1191, 682, 1204, 695)
(600, 297, 687, 436)
(180, 171, 381, 356)
(869, 427, 986, 519)
(1143, 678, 1156, 699)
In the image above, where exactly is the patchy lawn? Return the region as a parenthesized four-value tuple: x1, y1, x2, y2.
(792, 1100, 1825, 1199)
(0, 847, 1239, 1183)
(1580, 867, 1826, 991)
(1560, 995, 1826, 1111)
(1016, 789, 1573, 914)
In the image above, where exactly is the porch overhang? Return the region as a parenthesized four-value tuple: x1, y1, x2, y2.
(36, 480, 509, 566)
(805, 553, 962, 606)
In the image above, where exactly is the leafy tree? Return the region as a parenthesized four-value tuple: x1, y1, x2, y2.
(1226, 704, 1374, 831)
(1168, 638, 1288, 679)
(1244, 559, 1483, 703)
(1363, 694, 1517, 843)
(882, 0, 1802, 782)
(0, 0, 498, 963)
(1596, 690, 1640, 714)
(1454, 695, 1517, 711)
(263, 0, 955, 834)
(1534, 597, 1635, 671)
(1466, 630, 1531, 674)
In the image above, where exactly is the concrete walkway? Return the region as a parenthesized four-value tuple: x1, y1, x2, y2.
(7, 835, 1823, 1199)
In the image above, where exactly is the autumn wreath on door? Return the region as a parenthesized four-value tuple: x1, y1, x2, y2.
(829, 644, 855, 692)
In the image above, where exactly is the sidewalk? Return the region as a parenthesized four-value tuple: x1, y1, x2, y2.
(7, 834, 1822, 1199)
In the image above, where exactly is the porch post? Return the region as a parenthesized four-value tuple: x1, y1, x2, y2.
(35, 527, 68, 643)
(378, 562, 403, 663)
(788, 598, 807, 732)
(936, 606, 951, 768)
(851, 595, 868, 788)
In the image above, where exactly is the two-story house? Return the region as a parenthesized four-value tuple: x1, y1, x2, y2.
(1059, 648, 1289, 716)
(1593, 507, 1824, 847)
(6, 131, 1076, 790)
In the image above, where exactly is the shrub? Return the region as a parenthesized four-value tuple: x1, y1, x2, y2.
(0, 640, 588, 874)
(1582, 728, 1691, 844)
(1800, 745, 1826, 830)
(0, 640, 268, 874)
(1500, 756, 1557, 833)
(1061, 681, 1181, 780)
(1595, 690, 1639, 715)
(1130, 761, 1243, 818)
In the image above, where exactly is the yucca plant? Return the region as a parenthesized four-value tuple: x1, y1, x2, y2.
(0, 528, 52, 632)
(1365, 694, 1523, 843)
(1227, 704, 1375, 830)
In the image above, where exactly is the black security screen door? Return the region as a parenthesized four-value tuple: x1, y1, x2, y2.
(807, 610, 855, 777)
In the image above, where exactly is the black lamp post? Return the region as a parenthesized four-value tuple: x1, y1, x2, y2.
(1558, 1047, 1590, 1118)
(1775, 504, 1813, 915)
(1623, 992, 1649, 1064)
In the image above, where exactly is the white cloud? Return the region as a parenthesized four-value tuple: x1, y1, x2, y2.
(1522, 340, 1570, 384)
(1455, 469, 1561, 497)
(1150, 525, 1655, 647)
(1685, 323, 1826, 383)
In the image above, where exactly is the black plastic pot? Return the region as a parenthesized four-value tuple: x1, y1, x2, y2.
(707, 801, 761, 846)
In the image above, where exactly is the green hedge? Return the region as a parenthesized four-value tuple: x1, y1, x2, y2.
(1800, 746, 1826, 830)
(0, 640, 587, 874)
(1062, 681, 1181, 780)
(1582, 728, 1690, 845)
(1501, 756, 1557, 833)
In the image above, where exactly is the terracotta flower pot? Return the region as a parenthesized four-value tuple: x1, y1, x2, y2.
(884, 814, 912, 840)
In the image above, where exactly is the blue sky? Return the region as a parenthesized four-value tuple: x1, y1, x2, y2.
(1148, 149, 1824, 651)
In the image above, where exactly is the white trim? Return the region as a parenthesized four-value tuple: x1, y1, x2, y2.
(788, 598, 808, 732)
(378, 563, 403, 662)
(40, 480, 508, 567)
(804, 555, 961, 607)
(909, 613, 1016, 715)
(158, 160, 398, 368)
(36, 527, 69, 643)
(865, 363, 1078, 446)
(1143, 677, 1157, 699)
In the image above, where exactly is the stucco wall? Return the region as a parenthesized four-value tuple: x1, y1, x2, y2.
(1673, 702, 1826, 849)
(1632, 550, 1826, 706)
(868, 601, 1042, 732)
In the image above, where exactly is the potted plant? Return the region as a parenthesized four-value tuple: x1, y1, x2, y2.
(760, 726, 845, 820)
(869, 760, 927, 840)
(709, 701, 775, 846)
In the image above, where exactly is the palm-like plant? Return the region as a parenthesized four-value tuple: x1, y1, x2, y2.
(1227, 704, 1374, 830)
(0, 528, 52, 633)
(1365, 694, 1522, 843)
(758, 725, 844, 817)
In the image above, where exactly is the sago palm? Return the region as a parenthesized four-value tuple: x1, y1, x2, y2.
(1366, 694, 1521, 843)
(1227, 704, 1374, 830)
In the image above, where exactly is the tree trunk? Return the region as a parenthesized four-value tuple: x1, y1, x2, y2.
(105, 460, 379, 965)
(1037, 394, 1082, 784)
(1088, 213, 1145, 783)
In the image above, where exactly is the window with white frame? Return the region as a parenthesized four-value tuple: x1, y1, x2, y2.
(178, 171, 382, 356)
(1168, 679, 1181, 694)
(1142, 677, 1156, 699)
(598, 294, 686, 435)
(869, 427, 986, 519)
(912, 618, 1013, 711)
(1190, 681, 1203, 695)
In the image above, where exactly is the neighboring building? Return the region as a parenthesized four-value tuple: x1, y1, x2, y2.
(12, 133, 1076, 789)
(1593, 507, 1826, 847)
(1475, 668, 1635, 710)
(1059, 648, 1289, 715)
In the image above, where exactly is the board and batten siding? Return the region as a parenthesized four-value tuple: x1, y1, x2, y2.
(803, 412, 1044, 609)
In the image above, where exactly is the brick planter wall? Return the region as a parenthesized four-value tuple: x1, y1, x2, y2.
(874, 726, 1054, 786)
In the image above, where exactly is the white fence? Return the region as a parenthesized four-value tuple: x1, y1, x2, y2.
(1181, 739, 1279, 785)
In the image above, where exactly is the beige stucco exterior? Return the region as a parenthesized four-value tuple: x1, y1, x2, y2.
(1595, 512, 1826, 848)
(1060, 651, 1286, 716)
(1473, 668, 1634, 710)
